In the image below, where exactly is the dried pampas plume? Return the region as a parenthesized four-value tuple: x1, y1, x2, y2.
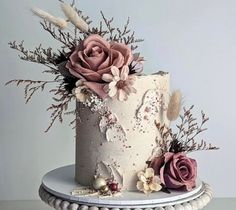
(167, 90, 182, 121)
(31, 7, 68, 30)
(60, 3, 89, 32)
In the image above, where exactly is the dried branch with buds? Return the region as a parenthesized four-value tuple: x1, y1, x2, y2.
(46, 86, 75, 132)
(98, 12, 144, 50)
(9, 41, 59, 73)
(5, 79, 57, 103)
(156, 106, 219, 153)
(40, 21, 79, 48)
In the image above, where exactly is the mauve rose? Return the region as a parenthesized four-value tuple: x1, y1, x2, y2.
(149, 155, 165, 175)
(66, 34, 133, 98)
(149, 152, 197, 191)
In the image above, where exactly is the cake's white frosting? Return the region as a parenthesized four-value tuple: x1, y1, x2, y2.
(75, 73, 170, 190)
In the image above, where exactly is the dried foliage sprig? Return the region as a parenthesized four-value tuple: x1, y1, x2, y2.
(176, 106, 219, 152)
(8, 38, 77, 132)
(5, 78, 75, 132)
(65, 109, 77, 129)
(8, 41, 59, 74)
(98, 12, 144, 50)
(40, 20, 78, 48)
(7, 40, 76, 131)
(5, 79, 59, 104)
(156, 106, 219, 153)
(88, 21, 110, 37)
(155, 122, 172, 152)
(100, 12, 115, 40)
(46, 86, 75, 132)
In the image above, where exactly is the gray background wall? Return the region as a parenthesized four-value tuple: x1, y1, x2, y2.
(0, 0, 235, 200)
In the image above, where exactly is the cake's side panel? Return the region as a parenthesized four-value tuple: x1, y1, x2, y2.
(75, 106, 103, 186)
(75, 74, 170, 190)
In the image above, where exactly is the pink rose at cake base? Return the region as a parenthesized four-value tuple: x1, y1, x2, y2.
(149, 152, 197, 191)
(6, 1, 219, 208)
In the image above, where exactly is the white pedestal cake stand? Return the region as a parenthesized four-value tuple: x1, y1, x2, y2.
(39, 165, 213, 210)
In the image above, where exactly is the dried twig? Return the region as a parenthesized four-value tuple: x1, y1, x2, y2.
(5, 79, 58, 103)
(100, 11, 115, 40)
(40, 20, 77, 48)
(46, 87, 75, 132)
(9, 41, 59, 73)
(99, 12, 144, 49)
(155, 106, 219, 153)
(155, 122, 172, 152)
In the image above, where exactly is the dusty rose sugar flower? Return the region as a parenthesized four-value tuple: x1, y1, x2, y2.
(149, 152, 197, 191)
(136, 168, 162, 194)
(102, 65, 136, 101)
(66, 34, 133, 99)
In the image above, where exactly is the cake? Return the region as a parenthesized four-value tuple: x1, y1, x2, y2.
(7, 1, 219, 201)
(75, 73, 169, 190)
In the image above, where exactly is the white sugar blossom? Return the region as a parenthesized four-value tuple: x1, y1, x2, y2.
(136, 168, 162, 194)
(73, 86, 89, 102)
(73, 81, 89, 103)
(102, 65, 136, 101)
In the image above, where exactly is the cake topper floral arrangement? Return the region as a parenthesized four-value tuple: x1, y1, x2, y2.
(7, 0, 219, 196)
(7, 0, 144, 132)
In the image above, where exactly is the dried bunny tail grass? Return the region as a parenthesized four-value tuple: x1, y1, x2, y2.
(60, 3, 89, 32)
(31, 7, 68, 29)
(167, 90, 182, 121)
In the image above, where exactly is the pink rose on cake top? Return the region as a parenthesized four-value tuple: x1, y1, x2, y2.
(66, 34, 134, 99)
(67, 34, 133, 81)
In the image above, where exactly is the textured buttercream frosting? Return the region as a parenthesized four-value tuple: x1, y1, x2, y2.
(75, 73, 170, 190)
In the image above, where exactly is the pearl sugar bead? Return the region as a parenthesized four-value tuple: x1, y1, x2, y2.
(93, 177, 107, 190)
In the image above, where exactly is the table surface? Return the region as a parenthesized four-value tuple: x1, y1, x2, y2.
(0, 199, 236, 210)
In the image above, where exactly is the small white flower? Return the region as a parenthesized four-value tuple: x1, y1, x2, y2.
(102, 65, 136, 101)
(75, 80, 84, 87)
(136, 168, 162, 194)
(73, 86, 89, 103)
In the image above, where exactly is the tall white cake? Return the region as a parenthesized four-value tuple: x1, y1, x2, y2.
(75, 73, 169, 190)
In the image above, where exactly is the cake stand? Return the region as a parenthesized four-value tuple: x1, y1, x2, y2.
(39, 165, 213, 210)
